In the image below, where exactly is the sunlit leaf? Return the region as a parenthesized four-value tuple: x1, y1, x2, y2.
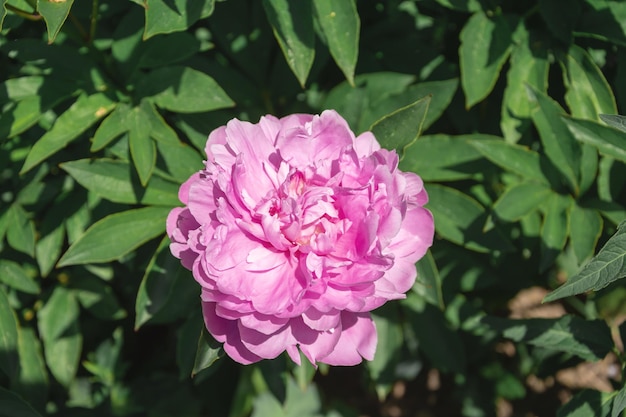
(143, 0, 215, 39)
(37, 0, 75, 44)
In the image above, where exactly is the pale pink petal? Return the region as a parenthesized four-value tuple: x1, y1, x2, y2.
(319, 312, 377, 365)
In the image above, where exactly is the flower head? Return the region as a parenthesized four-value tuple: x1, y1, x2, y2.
(167, 110, 434, 366)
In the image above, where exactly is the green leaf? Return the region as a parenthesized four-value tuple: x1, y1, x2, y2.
(414, 251, 444, 309)
(493, 182, 553, 222)
(368, 305, 404, 396)
(470, 139, 550, 184)
(545, 221, 626, 302)
(427, 184, 514, 253)
(0, 0, 6, 31)
(91, 104, 131, 152)
(434, 0, 483, 12)
(563, 116, 626, 164)
(6, 204, 36, 257)
(155, 140, 203, 183)
(192, 329, 223, 377)
(459, 12, 515, 108)
(313, 0, 360, 86)
(0, 94, 71, 140)
(128, 106, 156, 186)
(35, 207, 66, 277)
(143, 0, 215, 39)
(134, 237, 182, 329)
(578, 0, 626, 46)
(399, 134, 488, 182)
(20, 93, 116, 174)
(0, 260, 40, 294)
(403, 293, 466, 374)
(71, 274, 126, 321)
(600, 114, 626, 133)
(0, 386, 43, 417)
(15, 328, 48, 412)
(558, 389, 614, 417)
(370, 95, 430, 159)
(37, 0, 75, 44)
(501, 23, 549, 142)
(137, 66, 234, 113)
(263, 0, 314, 87)
(60, 159, 180, 206)
(141, 100, 179, 145)
(486, 315, 613, 362)
(613, 385, 626, 417)
(0, 287, 19, 383)
(540, 193, 571, 272)
(58, 206, 170, 266)
(569, 204, 603, 264)
(560, 44, 617, 121)
(529, 86, 581, 193)
(538, 0, 580, 44)
(579, 143, 599, 196)
(37, 287, 82, 387)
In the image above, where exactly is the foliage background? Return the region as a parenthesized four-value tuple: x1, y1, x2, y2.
(1, 0, 626, 416)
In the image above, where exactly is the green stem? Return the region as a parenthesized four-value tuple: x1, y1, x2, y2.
(89, 0, 99, 43)
(5, 4, 42, 21)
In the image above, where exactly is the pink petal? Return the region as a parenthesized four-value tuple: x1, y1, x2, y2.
(319, 312, 377, 365)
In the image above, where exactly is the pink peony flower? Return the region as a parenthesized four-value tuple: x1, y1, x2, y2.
(166, 110, 434, 366)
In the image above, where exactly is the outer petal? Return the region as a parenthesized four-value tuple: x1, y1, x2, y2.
(319, 312, 377, 366)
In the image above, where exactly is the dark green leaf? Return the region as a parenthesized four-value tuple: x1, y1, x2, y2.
(545, 221, 626, 302)
(37, 0, 75, 44)
(558, 389, 614, 417)
(370, 95, 430, 159)
(578, 0, 626, 46)
(192, 329, 223, 377)
(400, 134, 487, 182)
(0, 260, 39, 294)
(434, 0, 483, 12)
(141, 100, 179, 145)
(313, 0, 359, 85)
(613, 385, 626, 417)
(6, 204, 36, 257)
(263, 0, 314, 87)
(128, 106, 156, 186)
(137, 66, 234, 113)
(90, 104, 131, 152)
(60, 159, 180, 206)
(414, 251, 444, 309)
(470, 139, 550, 184)
(143, 0, 215, 39)
(459, 12, 515, 108)
(486, 315, 614, 362)
(563, 116, 626, 164)
(155, 140, 203, 183)
(35, 209, 65, 278)
(540, 193, 571, 272)
(58, 206, 170, 266)
(0, 386, 43, 417)
(20, 93, 116, 174)
(38, 286, 79, 342)
(538, 0, 580, 44)
(569, 204, 603, 264)
(560, 45, 617, 121)
(493, 182, 553, 222)
(529, 86, 581, 193)
(0, 287, 19, 383)
(369, 305, 404, 396)
(15, 328, 48, 412)
(71, 274, 126, 321)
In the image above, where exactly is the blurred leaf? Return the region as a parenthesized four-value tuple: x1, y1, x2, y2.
(560, 44, 617, 121)
(252, 392, 285, 417)
(37, 287, 82, 387)
(20, 93, 116, 174)
(370, 95, 430, 158)
(470, 139, 550, 184)
(578, 0, 626, 46)
(557, 389, 614, 417)
(37, 0, 75, 44)
(369, 305, 404, 397)
(71, 274, 126, 321)
(600, 114, 626, 133)
(0, 386, 43, 417)
(486, 315, 613, 362)
(569, 204, 603, 264)
(263, 0, 314, 87)
(459, 12, 515, 108)
(135, 237, 182, 329)
(0, 287, 19, 383)
(400, 134, 487, 182)
(540, 193, 571, 272)
(613, 385, 626, 417)
(414, 250, 444, 309)
(538, 0, 580, 44)
(0, 0, 6, 31)
(313, 0, 359, 86)
(545, 221, 626, 302)
(15, 327, 48, 412)
(579, 143, 598, 196)
(128, 105, 156, 186)
(143, 0, 215, 39)
(563, 116, 626, 164)
(493, 182, 553, 222)
(434, 0, 483, 12)
(529, 86, 581, 193)
(0, 260, 39, 294)
(427, 184, 514, 253)
(90, 104, 131, 152)
(137, 66, 234, 113)
(58, 206, 170, 266)
(501, 23, 549, 142)
(35, 207, 66, 277)
(403, 293, 466, 374)
(138, 32, 201, 69)
(6, 204, 36, 257)
(60, 159, 180, 206)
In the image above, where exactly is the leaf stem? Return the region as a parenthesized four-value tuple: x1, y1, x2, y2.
(89, 0, 99, 43)
(5, 4, 42, 21)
